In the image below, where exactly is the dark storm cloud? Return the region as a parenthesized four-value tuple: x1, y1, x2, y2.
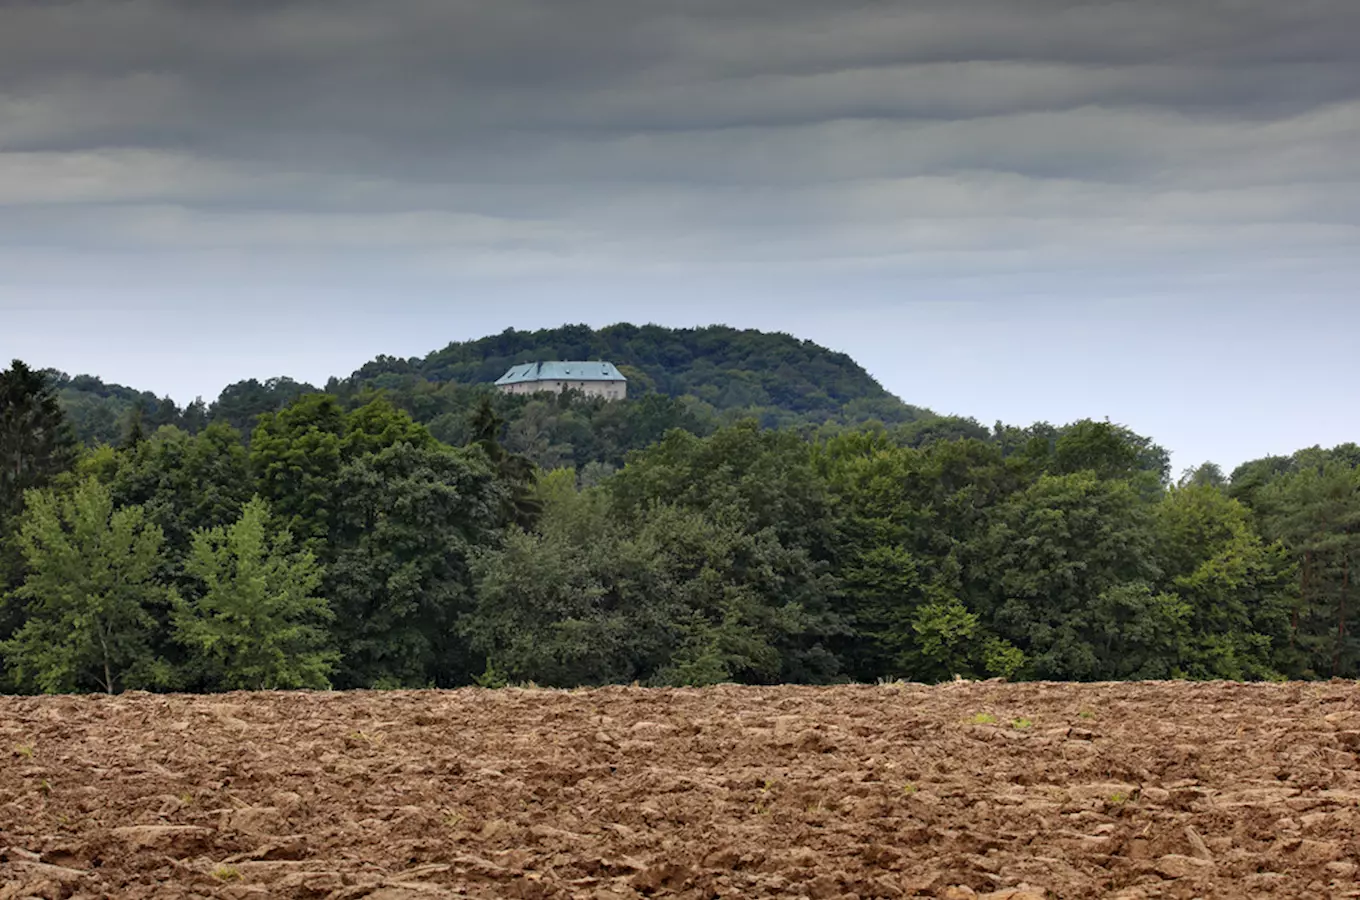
(0, 0, 1357, 286)
(5, 1, 1359, 141)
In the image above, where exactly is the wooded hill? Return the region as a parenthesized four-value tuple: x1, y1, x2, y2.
(53, 324, 931, 470)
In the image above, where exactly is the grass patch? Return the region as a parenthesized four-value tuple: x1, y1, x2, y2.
(212, 865, 242, 882)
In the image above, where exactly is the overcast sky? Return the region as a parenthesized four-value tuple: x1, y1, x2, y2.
(1, 0, 1357, 473)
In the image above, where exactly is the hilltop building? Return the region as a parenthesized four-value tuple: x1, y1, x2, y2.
(494, 361, 628, 400)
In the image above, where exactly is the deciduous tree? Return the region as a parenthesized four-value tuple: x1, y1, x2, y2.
(1, 478, 170, 694)
(174, 498, 334, 690)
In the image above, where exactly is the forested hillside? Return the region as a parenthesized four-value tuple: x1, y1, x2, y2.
(3, 342, 1357, 694)
(349, 323, 916, 421)
(51, 324, 928, 472)
(51, 373, 207, 448)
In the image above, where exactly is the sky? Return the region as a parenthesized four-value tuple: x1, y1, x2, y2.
(1, 0, 1357, 473)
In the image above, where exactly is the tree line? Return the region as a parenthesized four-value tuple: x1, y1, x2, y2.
(2, 358, 1357, 693)
(52, 324, 929, 471)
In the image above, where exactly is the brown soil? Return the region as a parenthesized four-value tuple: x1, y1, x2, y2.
(2, 682, 1359, 899)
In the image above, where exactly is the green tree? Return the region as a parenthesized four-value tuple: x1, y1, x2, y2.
(972, 471, 1162, 680)
(181, 397, 209, 434)
(893, 416, 991, 450)
(210, 376, 318, 435)
(1153, 484, 1291, 679)
(1, 478, 170, 694)
(1, 360, 79, 539)
(1052, 419, 1170, 488)
(1228, 454, 1296, 511)
(55, 424, 257, 688)
(1257, 462, 1360, 677)
(1, 361, 82, 660)
(174, 497, 335, 690)
(325, 443, 503, 688)
(250, 394, 347, 541)
(607, 421, 843, 679)
(251, 395, 434, 543)
(469, 396, 542, 528)
(609, 420, 835, 553)
(816, 433, 1024, 682)
(342, 396, 436, 458)
(1179, 462, 1227, 490)
(107, 424, 254, 570)
(120, 406, 147, 449)
(468, 475, 834, 688)
(1083, 583, 1191, 679)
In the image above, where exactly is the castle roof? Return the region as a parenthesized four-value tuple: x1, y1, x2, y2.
(494, 361, 627, 386)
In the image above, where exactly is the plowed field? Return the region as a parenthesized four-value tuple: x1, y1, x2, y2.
(3, 682, 1359, 899)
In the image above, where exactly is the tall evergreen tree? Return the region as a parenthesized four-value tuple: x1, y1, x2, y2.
(469, 396, 542, 528)
(1, 360, 79, 531)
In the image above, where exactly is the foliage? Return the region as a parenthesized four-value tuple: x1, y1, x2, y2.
(1251, 459, 1360, 677)
(1, 361, 79, 532)
(468, 397, 542, 529)
(467, 486, 831, 688)
(250, 396, 433, 542)
(211, 377, 318, 436)
(4, 334, 1358, 694)
(972, 472, 1161, 680)
(174, 498, 335, 690)
(1, 361, 82, 648)
(104, 424, 255, 568)
(354, 323, 923, 422)
(1, 478, 171, 693)
(324, 442, 503, 688)
(47, 371, 202, 447)
(1152, 485, 1291, 679)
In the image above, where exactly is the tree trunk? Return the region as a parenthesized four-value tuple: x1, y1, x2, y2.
(1295, 550, 1310, 651)
(98, 622, 114, 695)
(1337, 550, 1350, 677)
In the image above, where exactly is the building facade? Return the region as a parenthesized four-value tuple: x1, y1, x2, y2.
(494, 361, 628, 400)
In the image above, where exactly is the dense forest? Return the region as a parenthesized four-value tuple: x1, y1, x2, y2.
(2, 325, 1357, 694)
(54, 324, 929, 471)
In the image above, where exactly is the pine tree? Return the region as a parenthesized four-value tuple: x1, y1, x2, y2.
(1, 360, 78, 528)
(469, 396, 542, 528)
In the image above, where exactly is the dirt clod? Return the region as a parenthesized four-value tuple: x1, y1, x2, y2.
(110, 824, 216, 855)
(1154, 854, 1214, 879)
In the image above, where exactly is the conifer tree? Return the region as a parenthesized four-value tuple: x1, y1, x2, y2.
(1, 360, 78, 529)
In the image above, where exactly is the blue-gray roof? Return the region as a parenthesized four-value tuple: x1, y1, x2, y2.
(495, 361, 628, 386)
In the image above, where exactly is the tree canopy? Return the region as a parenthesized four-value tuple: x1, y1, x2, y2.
(1, 330, 1355, 693)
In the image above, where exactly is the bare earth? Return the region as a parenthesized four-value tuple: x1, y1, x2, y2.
(2, 682, 1359, 900)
